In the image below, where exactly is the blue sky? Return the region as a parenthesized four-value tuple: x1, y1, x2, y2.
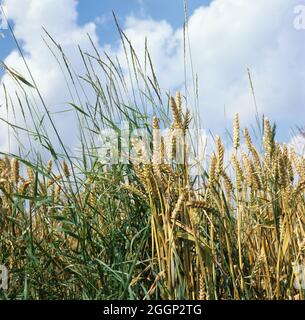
(77, 0, 211, 35)
(0, 0, 304, 153)
(0, 0, 211, 60)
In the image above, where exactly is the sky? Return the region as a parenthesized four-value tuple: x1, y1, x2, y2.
(0, 0, 304, 155)
(0, 0, 211, 63)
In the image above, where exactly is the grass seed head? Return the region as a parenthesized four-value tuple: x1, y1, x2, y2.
(11, 158, 20, 185)
(233, 112, 240, 150)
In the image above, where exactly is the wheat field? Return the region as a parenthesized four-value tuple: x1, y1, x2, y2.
(0, 93, 304, 299)
(0, 20, 304, 300)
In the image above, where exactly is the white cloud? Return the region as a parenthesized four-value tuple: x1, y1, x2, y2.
(0, 0, 100, 154)
(109, 0, 305, 140)
(289, 133, 305, 156)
